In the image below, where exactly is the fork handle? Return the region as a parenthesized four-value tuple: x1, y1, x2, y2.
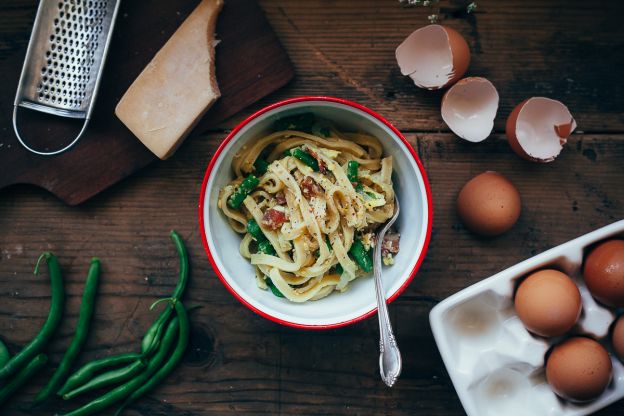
(374, 241, 402, 387)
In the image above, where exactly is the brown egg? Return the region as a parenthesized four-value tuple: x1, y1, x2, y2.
(514, 269, 582, 337)
(613, 316, 624, 360)
(457, 171, 521, 236)
(583, 240, 624, 307)
(546, 337, 612, 402)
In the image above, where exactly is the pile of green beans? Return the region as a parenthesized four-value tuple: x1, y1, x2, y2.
(57, 230, 190, 416)
(0, 230, 192, 416)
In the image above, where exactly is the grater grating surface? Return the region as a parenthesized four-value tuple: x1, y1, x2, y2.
(13, 0, 120, 155)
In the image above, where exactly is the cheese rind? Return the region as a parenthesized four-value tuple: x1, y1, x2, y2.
(115, 0, 223, 159)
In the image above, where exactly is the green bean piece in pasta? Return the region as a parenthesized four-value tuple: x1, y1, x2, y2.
(0, 354, 48, 406)
(347, 160, 359, 184)
(35, 258, 100, 404)
(253, 158, 270, 175)
(227, 175, 260, 209)
(267, 279, 285, 298)
(246, 219, 265, 241)
(290, 148, 319, 171)
(349, 239, 373, 273)
(257, 240, 276, 256)
(0, 253, 64, 379)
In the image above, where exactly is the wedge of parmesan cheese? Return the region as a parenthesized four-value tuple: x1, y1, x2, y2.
(115, 0, 224, 159)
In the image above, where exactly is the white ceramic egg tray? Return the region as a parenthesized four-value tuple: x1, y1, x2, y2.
(430, 219, 624, 416)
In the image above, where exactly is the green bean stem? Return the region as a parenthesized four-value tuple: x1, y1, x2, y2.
(62, 302, 187, 416)
(57, 353, 141, 397)
(349, 239, 373, 273)
(0, 253, 64, 379)
(115, 301, 190, 414)
(227, 175, 260, 209)
(0, 354, 48, 406)
(63, 360, 145, 400)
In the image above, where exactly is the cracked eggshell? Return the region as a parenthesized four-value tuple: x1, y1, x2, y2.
(506, 97, 577, 163)
(441, 77, 499, 143)
(396, 25, 470, 90)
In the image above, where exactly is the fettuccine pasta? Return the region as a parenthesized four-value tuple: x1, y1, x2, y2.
(218, 114, 400, 302)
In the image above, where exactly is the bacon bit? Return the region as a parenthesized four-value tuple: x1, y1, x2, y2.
(306, 148, 328, 173)
(275, 192, 286, 205)
(262, 207, 287, 230)
(381, 232, 400, 256)
(301, 176, 322, 199)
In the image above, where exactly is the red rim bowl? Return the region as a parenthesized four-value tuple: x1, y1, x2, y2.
(199, 96, 433, 329)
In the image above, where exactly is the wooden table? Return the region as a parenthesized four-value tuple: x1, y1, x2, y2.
(1, 1, 623, 414)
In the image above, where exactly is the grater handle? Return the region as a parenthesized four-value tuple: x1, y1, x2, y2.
(13, 105, 90, 156)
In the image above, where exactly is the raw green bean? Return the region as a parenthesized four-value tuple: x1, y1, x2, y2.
(34, 258, 100, 404)
(227, 175, 260, 209)
(170, 230, 189, 300)
(266, 279, 284, 298)
(253, 158, 270, 175)
(349, 239, 373, 273)
(62, 360, 145, 400)
(115, 301, 190, 415)
(140, 230, 188, 356)
(257, 240, 276, 256)
(62, 302, 186, 416)
(273, 113, 316, 133)
(0, 339, 9, 367)
(0, 253, 64, 379)
(246, 219, 265, 242)
(0, 354, 48, 406)
(290, 148, 319, 171)
(347, 160, 359, 184)
(57, 353, 141, 397)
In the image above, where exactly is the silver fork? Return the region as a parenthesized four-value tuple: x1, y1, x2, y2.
(373, 196, 402, 387)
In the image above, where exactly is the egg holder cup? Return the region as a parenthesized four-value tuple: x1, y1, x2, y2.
(430, 219, 624, 416)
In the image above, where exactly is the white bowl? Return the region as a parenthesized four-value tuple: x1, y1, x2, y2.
(198, 97, 432, 329)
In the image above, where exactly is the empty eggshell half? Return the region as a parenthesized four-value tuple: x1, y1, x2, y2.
(506, 97, 577, 162)
(396, 25, 470, 90)
(441, 77, 499, 143)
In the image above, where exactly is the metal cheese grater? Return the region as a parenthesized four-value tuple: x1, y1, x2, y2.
(13, 0, 121, 156)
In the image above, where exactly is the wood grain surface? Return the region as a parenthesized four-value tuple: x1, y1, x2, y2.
(1, 0, 624, 415)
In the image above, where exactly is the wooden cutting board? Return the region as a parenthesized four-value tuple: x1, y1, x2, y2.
(0, 0, 293, 205)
